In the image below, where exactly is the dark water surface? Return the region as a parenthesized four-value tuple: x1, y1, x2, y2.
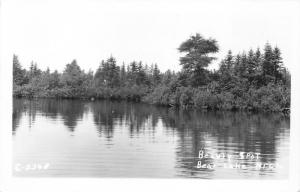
(13, 98, 290, 179)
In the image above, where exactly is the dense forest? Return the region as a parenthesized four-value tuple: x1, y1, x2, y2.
(13, 33, 290, 112)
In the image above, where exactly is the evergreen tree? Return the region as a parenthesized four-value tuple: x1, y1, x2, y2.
(273, 47, 283, 83)
(94, 60, 105, 86)
(128, 61, 138, 84)
(218, 50, 235, 90)
(152, 64, 161, 85)
(233, 54, 241, 76)
(262, 43, 275, 84)
(120, 63, 127, 86)
(246, 49, 257, 83)
(48, 70, 61, 89)
(106, 56, 120, 87)
(94, 57, 120, 87)
(46, 67, 50, 74)
(178, 33, 219, 86)
(254, 48, 262, 72)
(246, 49, 256, 75)
(13, 55, 27, 86)
(61, 59, 84, 87)
(136, 61, 148, 86)
(234, 52, 247, 78)
(219, 50, 233, 75)
(28, 61, 42, 80)
(252, 48, 264, 86)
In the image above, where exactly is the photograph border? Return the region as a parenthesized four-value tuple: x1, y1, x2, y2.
(1, 0, 300, 191)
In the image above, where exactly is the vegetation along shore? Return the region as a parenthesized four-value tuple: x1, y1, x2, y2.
(13, 34, 290, 112)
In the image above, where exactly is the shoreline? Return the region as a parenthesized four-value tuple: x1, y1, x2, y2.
(13, 95, 290, 115)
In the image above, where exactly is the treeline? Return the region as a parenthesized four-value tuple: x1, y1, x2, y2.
(13, 56, 169, 101)
(13, 33, 290, 112)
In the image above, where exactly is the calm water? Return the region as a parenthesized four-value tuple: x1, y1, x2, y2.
(13, 98, 290, 179)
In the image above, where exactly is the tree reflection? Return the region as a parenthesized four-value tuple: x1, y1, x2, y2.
(13, 98, 88, 132)
(89, 101, 289, 177)
(13, 98, 25, 134)
(158, 110, 289, 177)
(57, 100, 87, 132)
(13, 98, 289, 178)
(90, 101, 160, 139)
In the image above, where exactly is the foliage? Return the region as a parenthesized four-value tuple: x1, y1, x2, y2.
(13, 34, 290, 112)
(178, 33, 219, 87)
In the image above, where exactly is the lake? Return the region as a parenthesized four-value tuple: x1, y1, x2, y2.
(13, 98, 290, 179)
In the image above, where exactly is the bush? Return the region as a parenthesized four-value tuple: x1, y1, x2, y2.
(142, 85, 172, 105)
(178, 86, 194, 106)
(192, 88, 219, 109)
(216, 92, 234, 110)
(244, 83, 290, 112)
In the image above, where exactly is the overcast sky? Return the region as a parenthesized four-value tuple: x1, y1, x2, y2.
(2, 0, 300, 72)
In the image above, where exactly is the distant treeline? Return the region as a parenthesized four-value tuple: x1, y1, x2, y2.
(13, 33, 290, 112)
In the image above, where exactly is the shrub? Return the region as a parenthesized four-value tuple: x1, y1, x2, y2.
(216, 92, 234, 110)
(193, 89, 217, 109)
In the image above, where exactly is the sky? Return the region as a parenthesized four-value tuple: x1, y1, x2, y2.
(1, 0, 300, 73)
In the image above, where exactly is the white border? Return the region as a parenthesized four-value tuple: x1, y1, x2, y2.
(0, 0, 299, 192)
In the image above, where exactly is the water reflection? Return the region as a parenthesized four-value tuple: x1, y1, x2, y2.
(13, 99, 89, 132)
(91, 101, 162, 139)
(159, 110, 289, 178)
(13, 98, 289, 178)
